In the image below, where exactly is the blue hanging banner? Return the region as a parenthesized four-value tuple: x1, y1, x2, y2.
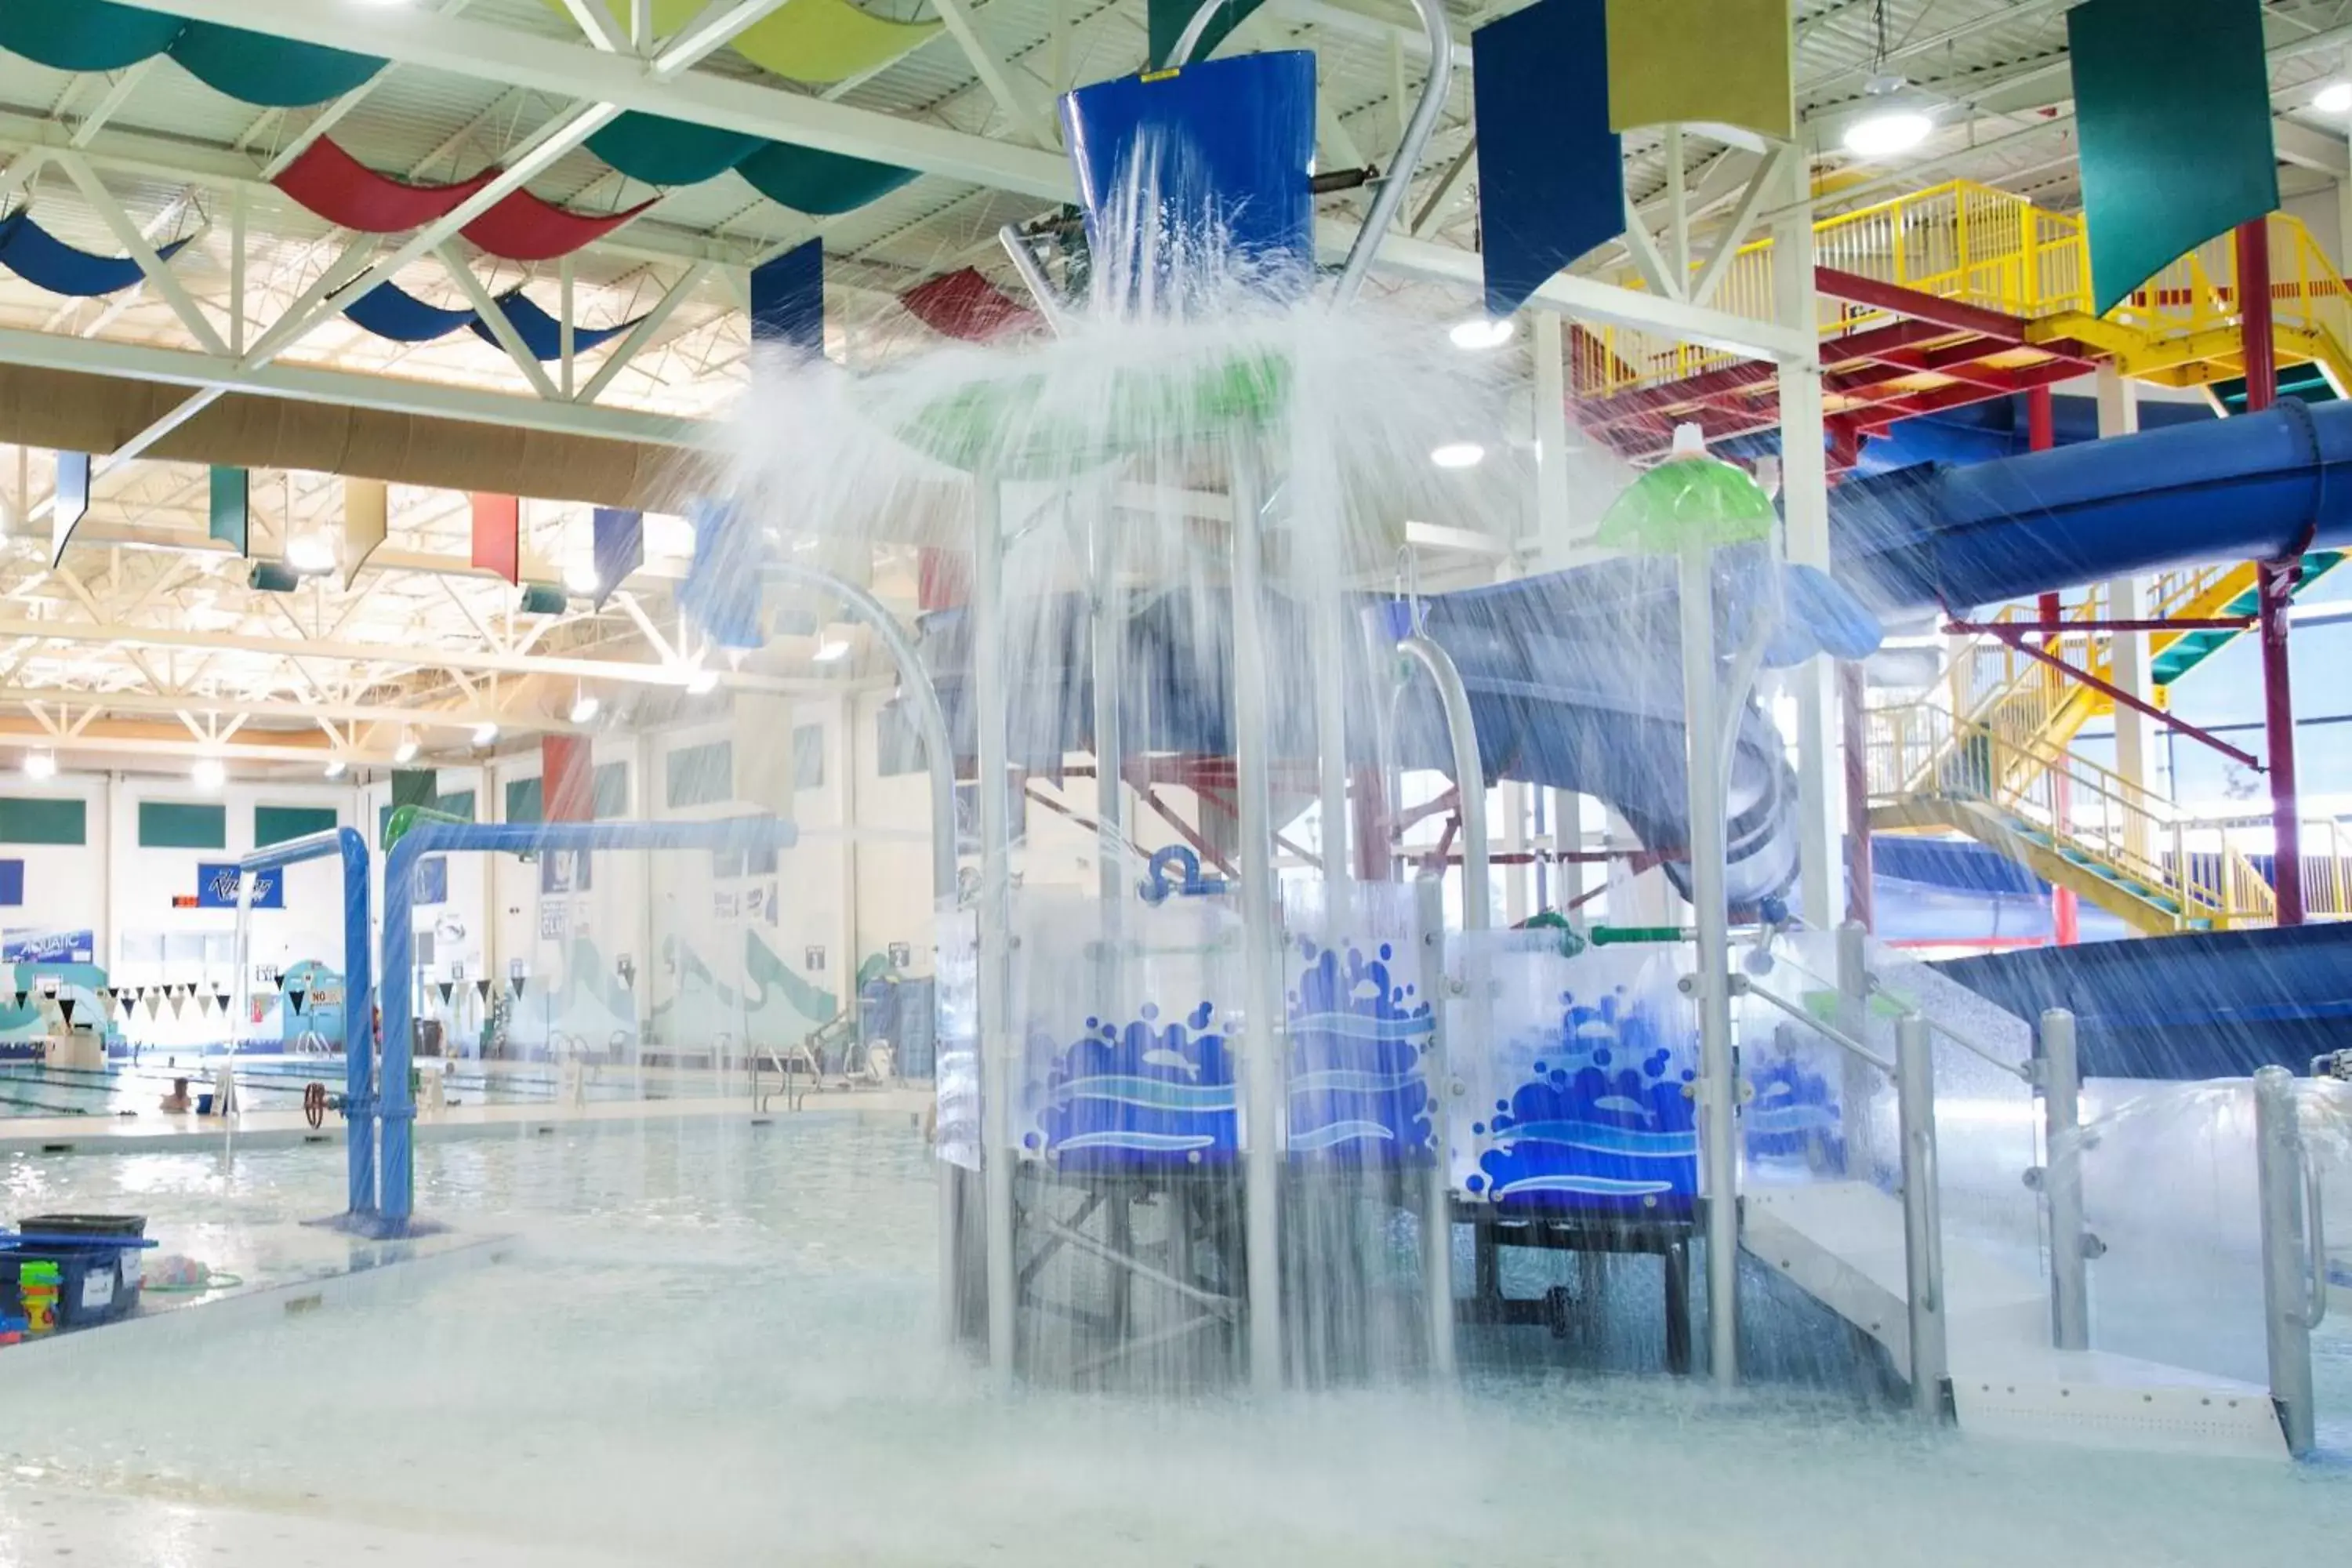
(590, 506, 643, 610)
(1472, 0, 1624, 318)
(750, 238, 825, 353)
(51, 451, 91, 570)
(196, 863, 283, 910)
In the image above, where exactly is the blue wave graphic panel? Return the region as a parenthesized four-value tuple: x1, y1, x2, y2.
(1284, 937, 1435, 1163)
(1027, 1000, 1240, 1171)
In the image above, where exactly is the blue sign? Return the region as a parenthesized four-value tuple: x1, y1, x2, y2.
(197, 864, 282, 910)
(0, 859, 21, 906)
(414, 857, 448, 906)
(2, 927, 93, 964)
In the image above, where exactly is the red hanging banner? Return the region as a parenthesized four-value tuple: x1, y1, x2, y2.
(470, 493, 520, 585)
(541, 735, 594, 822)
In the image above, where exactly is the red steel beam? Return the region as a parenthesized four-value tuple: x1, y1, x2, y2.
(1977, 624, 2262, 770)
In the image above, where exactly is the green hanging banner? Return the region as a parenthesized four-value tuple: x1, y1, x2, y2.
(1147, 0, 1265, 70)
(2071, 0, 2278, 318)
(209, 466, 249, 557)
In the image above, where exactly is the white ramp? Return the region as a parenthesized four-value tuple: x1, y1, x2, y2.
(1743, 1181, 2288, 1458)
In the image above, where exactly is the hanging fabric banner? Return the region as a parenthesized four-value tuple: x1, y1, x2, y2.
(209, 466, 249, 557)
(540, 0, 936, 85)
(1473, 0, 1624, 318)
(1604, 0, 1791, 140)
(461, 191, 657, 264)
(900, 268, 1039, 343)
(2071, 0, 2278, 317)
(471, 494, 521, 585)
(50, 451, 90, 570)
(543, 735, 595, 822)
(680, 503, 765, 649)
(750, 239, 824, 352)
(732, 143, 916, 216)
(340, 477, 388, 590)
(0, 212, 194, 298)
(587, 114, 768, 187)
(274, 139, 499, 233)
(591, 506, 643, 610)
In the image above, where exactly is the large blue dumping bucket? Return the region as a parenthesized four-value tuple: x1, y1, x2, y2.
(1061, 52, 1318, 301)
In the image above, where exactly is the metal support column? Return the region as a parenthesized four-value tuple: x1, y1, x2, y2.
(2098, 366, 2154, 870)
(971, 468, 1019, 1376)
(2254, 1065, 2323, 1457)
(1841, 663, 1872, 931)
(2238, 220, 2306, 927)
(1679, 543, 1739, 1386)
(1835, 920, 1876, 1177)
(1772, 151, 1841, 931)
(1895, 1014, 1947, 1419)
(1229, 444, 1286, 1391)
(2037, 1008, 2089, 1351)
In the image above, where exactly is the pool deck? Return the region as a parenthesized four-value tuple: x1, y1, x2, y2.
(0, 1083, 934, 1157)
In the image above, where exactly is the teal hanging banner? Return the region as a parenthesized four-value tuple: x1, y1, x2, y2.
(0, 2, 184, 73)
(209, 466, 249, 557)
(2071, 0, 2278, 318)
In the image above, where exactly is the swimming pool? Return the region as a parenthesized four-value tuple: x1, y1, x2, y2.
(0, 1113, 2346, 1566)
(0, 1057, 670, 1119)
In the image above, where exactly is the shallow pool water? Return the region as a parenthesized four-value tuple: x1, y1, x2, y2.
(1, 1114, 2347, 1566)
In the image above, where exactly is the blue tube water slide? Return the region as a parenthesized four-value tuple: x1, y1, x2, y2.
(375, 818, 797, 1232)
(238, 827, 372, 1220)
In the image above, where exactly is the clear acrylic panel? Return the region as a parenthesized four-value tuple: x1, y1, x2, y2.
(932, 904, 980, 1171)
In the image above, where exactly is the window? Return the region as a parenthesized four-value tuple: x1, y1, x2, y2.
(0, 797, 85, 846)
(666, 740, 733, 808)
(793, 725, 825, 790)
(379, 791, 477, 844)
(593, 760, 629, 818)
(505, 776, 544, 826)
(255, 804, 338, 847)
(876, 704, 926, 778)
(139, 800, 227, 850)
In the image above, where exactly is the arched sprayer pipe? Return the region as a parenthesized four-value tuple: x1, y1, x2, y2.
(1170, 0, 1453, 309)
(1392, 630, 1481, 1377)
(236, 827, 372, 1218)
(378, 818, 800, 1231)
(762, 561, 968, 1341)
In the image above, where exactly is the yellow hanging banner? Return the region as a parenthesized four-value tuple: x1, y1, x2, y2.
(544, 0, 938, 85)
(1605, 0, 1792, 141)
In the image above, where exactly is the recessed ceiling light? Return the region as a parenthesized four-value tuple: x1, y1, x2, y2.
(685, 668, 719, 695)
(191, 757, 227, 790)
(569, 690, 601, 724)
(323, 758, 348, 779)
(1430, 442, 1486, 470)
(814, 639, 851, 662)
(470, 722, 499, 747)
(1449, 318, 1514, 351)
(1843, 109, 1933, 158)
(563, 558, 601, 596)
(23, 751, 56, 781)
(2319, 81, 2352, 114)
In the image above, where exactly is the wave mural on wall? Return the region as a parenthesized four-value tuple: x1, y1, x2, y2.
(651, 927, 839, 1051)
(1284, 936, 1436, 1162)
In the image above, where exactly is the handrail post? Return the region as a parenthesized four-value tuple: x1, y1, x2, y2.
(2036, 1009, 2089, 1350)
(2254, 1065, 2318, 1457)
(1835, 921, 1875, 1175)
(1896, 1014, 1948, 1420)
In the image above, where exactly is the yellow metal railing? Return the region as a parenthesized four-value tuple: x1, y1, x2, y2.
(1574, 182, 2351, 402)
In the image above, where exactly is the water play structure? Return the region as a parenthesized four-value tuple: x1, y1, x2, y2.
(729, 2, 2348, 1457)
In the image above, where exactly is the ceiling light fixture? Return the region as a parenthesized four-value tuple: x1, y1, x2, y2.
(1430, 441, 1486, 470)
(191, 757, 227, 790)
(471, 722, 499, 747)
(814, 639, 851, 662)
(285, 534, 336, 575)
(394, 729, 421, 764)
(2319, 81, 2352, 114)
(1449, 318, 1514, 351)
(324, 758, 349, 779)
(1842, 2, 1933, 160)
(685, 668, 719, 696)
(22, 751, 56, 781)
(563, 557, 601, 597)
(569, 689, 601, 724)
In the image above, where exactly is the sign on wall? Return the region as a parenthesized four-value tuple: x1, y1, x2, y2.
(414, 857, 448, 906)
(539, 848, 592, 894)
(2, 928, 94, 964)
(196, 864, 283, 910)
(804, 945, 826, 972)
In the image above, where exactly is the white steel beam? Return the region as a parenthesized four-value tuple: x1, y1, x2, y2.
(54, 152, 229, 358)
(575, 261, 713, 404)
(928, 0, 1058, 149)
(438, 245, 564, 400)
(0, 616, 827, 694)
(114, 0, 1075, 198)
(0, 688, 566, 736)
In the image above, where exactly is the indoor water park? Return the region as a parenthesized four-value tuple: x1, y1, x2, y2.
(0, 0, 2347, 1563)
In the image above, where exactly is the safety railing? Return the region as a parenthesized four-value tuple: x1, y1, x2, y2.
(1571, 183, 2349, 402)
(1864, 698, 2270, 929)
